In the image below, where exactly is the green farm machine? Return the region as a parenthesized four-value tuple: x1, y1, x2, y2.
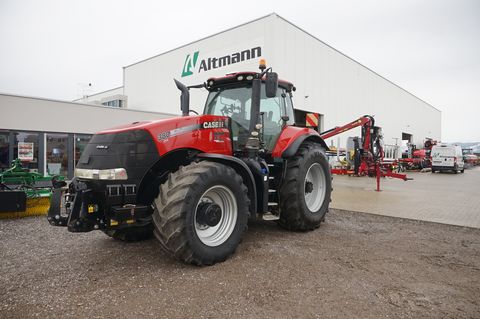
(0, 159, 65, 218)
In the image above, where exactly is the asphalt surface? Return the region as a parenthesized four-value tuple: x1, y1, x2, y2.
(1, 209, 479, 318)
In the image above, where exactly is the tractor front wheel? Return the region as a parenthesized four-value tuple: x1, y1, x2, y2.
(153, 161, 249, 265)
(278, 142, 332, 231)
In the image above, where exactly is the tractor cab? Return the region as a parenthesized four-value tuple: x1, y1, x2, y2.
(174, 59, 298, 157)
(204, 71, 295, 153)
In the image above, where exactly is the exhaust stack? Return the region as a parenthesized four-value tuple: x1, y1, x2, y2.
(174, 79, 190, 116)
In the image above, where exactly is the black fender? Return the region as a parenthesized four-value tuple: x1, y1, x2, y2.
(282, 133, 329, 158)
(197, 153, 257, 216)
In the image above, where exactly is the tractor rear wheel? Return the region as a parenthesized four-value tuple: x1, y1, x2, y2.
(153, 161, 249, 265)
(103, 223, 154, 242)
(278, 142, 332, 231)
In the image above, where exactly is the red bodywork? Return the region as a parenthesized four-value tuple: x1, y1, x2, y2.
(98, 114, 313, 159)
(321, 116, 373, 146)
(271, 126, 320, 158)
(99, 115, 233, 156)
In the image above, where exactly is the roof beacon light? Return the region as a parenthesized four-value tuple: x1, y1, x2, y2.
(259, 58, 266, 71)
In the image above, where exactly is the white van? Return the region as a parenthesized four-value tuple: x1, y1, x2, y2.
(431, 144, 465, 173)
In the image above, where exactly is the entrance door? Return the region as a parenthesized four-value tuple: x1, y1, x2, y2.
(402, 132, 412, 143)
(401, 132, 413, 158)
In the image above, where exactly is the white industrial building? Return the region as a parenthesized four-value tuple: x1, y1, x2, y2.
(80, 13, 441, 148)
(1, 13, 441, 178)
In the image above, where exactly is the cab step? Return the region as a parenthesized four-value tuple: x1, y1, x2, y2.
(262, 212, 280, 221)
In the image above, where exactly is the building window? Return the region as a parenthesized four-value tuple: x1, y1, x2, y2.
(75, 134, 92, 165)
(46, 133, 68, 176)
(0, 132, 9, 170)
(14, 132, 39, 172)
(102, 100, 123, 108)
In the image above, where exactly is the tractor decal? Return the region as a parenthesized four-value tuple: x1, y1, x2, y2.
(157, 124, 202, 141)
(157, 119, 229, 141)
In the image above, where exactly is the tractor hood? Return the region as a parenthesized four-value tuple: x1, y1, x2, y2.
(75, 114, 232, 202)
(79, 114, 233, 173)
(97, 115, 228, 138)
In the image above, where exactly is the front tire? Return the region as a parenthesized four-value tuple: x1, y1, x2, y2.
(278, 142, 332, 231)
(153, 161, 249, 265)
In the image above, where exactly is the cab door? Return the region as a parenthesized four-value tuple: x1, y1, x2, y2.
(258, 87, 294, 152)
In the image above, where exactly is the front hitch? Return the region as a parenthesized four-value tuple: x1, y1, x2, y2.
(47, 179, 105, 232)
(47, 187, 68, 226)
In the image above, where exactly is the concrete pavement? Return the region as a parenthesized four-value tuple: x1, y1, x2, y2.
(331, 166, 480, 228)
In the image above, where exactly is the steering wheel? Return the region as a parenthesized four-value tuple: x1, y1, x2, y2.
(189, 110, 199, 115)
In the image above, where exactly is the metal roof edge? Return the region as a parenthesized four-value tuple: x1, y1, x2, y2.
(271, 13, 441, 113)
(0, 92, 177, 116)
(72, 86, 124, 102)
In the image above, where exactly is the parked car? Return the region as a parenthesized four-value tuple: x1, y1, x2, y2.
(464, 154, 479, 167)
(431, 144, 464, 173)
(463, 148, 479, 167)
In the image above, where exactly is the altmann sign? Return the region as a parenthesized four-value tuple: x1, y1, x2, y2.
(181, 46, 262, 77)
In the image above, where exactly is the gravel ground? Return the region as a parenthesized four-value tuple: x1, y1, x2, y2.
(1, 209, 479, 318)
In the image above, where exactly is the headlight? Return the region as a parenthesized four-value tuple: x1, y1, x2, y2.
(74, 168, 128, 180)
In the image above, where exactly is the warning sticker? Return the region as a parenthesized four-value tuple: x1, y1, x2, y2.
(306, 113, 319, 127)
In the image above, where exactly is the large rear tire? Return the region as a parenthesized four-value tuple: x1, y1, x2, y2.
(153, 161, 249, 265)
(278, 142, 332, 231)
(103, 223, 154, 242)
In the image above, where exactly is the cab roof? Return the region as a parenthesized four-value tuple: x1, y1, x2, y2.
(206, 72, 295, 92)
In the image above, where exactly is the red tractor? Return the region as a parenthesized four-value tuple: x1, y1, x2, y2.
(48, 60, 332, 265)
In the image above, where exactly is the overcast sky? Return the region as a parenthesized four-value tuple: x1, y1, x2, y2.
(1, 0, 479, 142)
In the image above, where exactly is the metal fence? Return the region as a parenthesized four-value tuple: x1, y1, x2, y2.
(383, 144, 400, 160)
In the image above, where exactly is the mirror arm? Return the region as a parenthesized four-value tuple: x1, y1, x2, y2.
(259, 67, 273, 78)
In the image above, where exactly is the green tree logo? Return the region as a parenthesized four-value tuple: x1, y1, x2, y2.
(181, 51, 199, 77)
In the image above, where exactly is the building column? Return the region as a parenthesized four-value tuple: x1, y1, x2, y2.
(38, 132, 46, 176)
(67, 134, 74, 179)
(8, 131, 15, 164)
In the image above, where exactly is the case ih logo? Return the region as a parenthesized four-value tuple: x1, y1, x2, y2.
(181, 47, 262, 77)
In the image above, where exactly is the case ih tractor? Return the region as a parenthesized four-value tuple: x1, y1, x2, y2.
(48, 60, 332, 265)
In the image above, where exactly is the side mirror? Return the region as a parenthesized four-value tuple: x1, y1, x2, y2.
(265, 72, 278, 98)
